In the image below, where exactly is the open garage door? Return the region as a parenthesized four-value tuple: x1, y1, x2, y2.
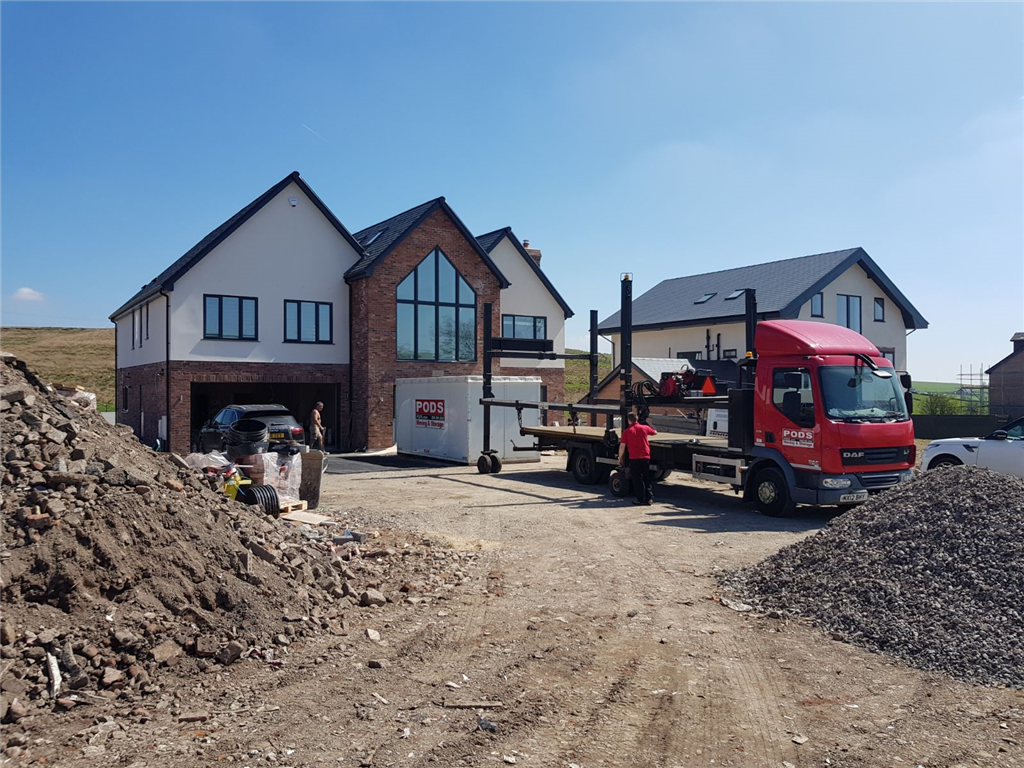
(190, 382, 341, 451)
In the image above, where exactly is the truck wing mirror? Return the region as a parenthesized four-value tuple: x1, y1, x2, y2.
(900, 373, 912, 390)
(782, 372, 803, 389)
(905, 393, 914, 415)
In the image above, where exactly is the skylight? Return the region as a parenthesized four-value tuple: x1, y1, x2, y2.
(694, 292, 716, 304)
(362, 228, 387, 247)
(725, 289, 746, 300)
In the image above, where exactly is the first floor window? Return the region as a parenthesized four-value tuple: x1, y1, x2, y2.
(284, 300, 333, 343)
(836, 294, 862, 333)
(397, 248, 476, 361)
(204, 294, 258, 340)
(502, 315, 547, 340)
(811, 292, 823, 317)
(676, 350, 703, 360)
(723, 349, 738, 359)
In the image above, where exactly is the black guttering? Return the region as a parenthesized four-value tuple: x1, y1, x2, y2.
(345, 198, 511, 288)
(110, 172, 365, 320)
(476, 227, 574, 319)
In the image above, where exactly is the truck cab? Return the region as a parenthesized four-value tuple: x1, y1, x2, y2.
(748, 320, 915, 515)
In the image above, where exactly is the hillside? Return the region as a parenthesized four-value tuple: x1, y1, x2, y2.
(565, 347, 614, 403)
(0, 326, 115, 409)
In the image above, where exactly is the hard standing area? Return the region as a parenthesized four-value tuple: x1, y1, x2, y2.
(12, 454, 1019, 767)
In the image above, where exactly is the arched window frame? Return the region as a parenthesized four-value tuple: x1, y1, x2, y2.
(396, 248, 476, 361)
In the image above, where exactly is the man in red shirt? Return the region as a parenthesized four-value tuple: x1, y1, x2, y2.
(618, 412, 657, 505)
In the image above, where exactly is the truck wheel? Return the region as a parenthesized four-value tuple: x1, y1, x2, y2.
(651, 469, 673, 483)
(570, 449, 601, 484)
(490, 455, 503, 474)
(928, 455, 962, 471)
(477, 455, 492, 475)
(753, 467, 795, 517)
(609, 470, 630, 497)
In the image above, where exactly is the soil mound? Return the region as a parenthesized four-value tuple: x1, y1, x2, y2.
(723, 466, 1024, 687)
(0, 354, 459, 724)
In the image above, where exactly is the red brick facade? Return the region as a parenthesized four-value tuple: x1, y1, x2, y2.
(116, 361, 169, 448)
(350, 207, 504, 450)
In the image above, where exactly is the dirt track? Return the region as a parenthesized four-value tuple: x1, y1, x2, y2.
(20, 455, 1024, 766)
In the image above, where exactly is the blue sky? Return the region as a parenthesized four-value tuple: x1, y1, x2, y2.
(1, 1, 1021, 381)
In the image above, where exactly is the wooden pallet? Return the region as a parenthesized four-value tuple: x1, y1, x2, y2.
(278, 499, 308, 515)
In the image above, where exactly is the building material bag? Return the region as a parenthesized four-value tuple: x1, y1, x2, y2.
(272, 451, 302, 505)
(300, 450, 327, 509)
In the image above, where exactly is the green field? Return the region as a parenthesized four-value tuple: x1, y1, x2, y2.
(0, 327, 116, 410)
(565, 348, 614, 403)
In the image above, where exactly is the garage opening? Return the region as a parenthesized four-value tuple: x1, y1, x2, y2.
(190, 382, 342, 452)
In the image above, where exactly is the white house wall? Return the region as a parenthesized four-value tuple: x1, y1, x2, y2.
(794, 263, 908, 370)
(169, 182, 360, 364)
(116, 294, 167, 369)
(490, 236, 565, 370)
(606, 321, 747, 368)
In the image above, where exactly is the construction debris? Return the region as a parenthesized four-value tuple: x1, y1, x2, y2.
(723, 466, 1024, 688)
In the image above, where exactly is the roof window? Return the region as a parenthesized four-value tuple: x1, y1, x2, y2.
(725, 289, 746, 300)
(362, 228, 387, 246)
(694, 292, 716, 304)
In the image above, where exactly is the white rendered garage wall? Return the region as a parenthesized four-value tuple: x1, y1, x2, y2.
(169, 182, 361, 364)
(794, 263, 908, 371)
(490, 236, 565, 370)
(606, 321, 747, 367)
(115, 294, 167, 369)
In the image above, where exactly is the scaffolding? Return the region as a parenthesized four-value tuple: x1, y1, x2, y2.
(954, 363, 989, 415)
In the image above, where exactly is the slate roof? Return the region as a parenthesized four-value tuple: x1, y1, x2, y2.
(110, 172, 364, 320)
(345, 198, 510, 287)
(598, 247, 928, 333)
(475, 228, 574, 318)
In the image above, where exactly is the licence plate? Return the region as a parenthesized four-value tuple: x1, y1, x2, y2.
(839, 491, 869, 503)
(270, 432, 286, 439)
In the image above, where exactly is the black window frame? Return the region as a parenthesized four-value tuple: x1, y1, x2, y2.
(121, 386, 128, 412)
(879, 348, 896, 366)
(836, 293, 862, 333)
(396, 247, 476, 362)
(502, 314, 547, 340)
(203, 293, 259, 341)
(724, 289, 746, 301)
(284, 300, 334, 344)
(145, 302, 150, 340)
(694, 292, 716, 304)
(131, 311, 136, 350)
(676, 350, 703, 360)
(874, 297, 885, 322)
(811, 292, 824, 318)
(722, 349, 738, 359)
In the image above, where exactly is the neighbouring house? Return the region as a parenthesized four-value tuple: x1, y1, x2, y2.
(110, 172, 572, 454)
(987, 332, 1024, 420)
(598, 248, 927, 374)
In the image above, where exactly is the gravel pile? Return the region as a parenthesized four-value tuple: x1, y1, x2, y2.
(0, 353, 473, 729)
(723, 466, 1024, 688)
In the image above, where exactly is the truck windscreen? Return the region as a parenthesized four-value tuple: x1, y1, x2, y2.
(819, 366, 909, 422)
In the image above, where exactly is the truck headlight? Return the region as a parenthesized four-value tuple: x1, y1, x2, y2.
(822, 477, 853, 489)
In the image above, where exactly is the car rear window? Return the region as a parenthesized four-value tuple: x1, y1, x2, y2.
(247, 410, 300, 425)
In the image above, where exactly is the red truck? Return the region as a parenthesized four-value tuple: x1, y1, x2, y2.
(478, 277, 916, 516)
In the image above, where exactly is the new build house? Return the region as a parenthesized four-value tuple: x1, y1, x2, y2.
(598, 248, 927, 373)
(110, 172, 572, 454)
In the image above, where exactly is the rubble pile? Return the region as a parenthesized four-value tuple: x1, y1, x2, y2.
(723, 466, 1024, 687)
(0, 354, 472, 727)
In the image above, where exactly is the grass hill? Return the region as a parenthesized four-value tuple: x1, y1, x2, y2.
(565, 348, 614, 403)
(0, 327, 115, 410)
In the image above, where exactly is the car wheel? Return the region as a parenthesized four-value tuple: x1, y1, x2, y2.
(753, 467, 795, 517)
(929, 455, 963, 470)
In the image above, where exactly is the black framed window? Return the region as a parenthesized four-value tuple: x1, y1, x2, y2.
(145, 302, 150, 340)
(880, 348, 896, 366)
(121, 386, 128, 412)
(811, 292, 823, 317)
(676, 350, 703, 360)
(284, 300, 333, 343)
(836, 294, 862, 333)
(723, 349, 738, 359)
(874, 297, 885, 322)
(502, 315, 547, 340)
(204, 294, 258, 340)
(131, 311, 136, 350)
(396, 248, 476, 361)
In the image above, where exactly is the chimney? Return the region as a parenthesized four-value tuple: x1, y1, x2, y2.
(1012, 332, 1024, 354)
(522, 239, 542, 266)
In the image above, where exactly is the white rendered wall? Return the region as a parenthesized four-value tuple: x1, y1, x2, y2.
(115, 294, 167, 369)
(607, 321, 747, 367)
(168, 182, 360, 363)
(491, 236, 565, 369)
(794, 263, 908, 370)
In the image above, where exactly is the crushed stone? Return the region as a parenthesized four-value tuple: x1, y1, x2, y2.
(722, 465, 1024, 688)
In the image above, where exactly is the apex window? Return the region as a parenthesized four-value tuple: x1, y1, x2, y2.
(285, 300, 333, 343)
(874, 297, 885, 322)
(502, 315, 547, 340)
(204, 294, 258, 340)
(396, 248, 476, 361)
(811, 292, 824, 318)
(836, 294, 862, 333)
